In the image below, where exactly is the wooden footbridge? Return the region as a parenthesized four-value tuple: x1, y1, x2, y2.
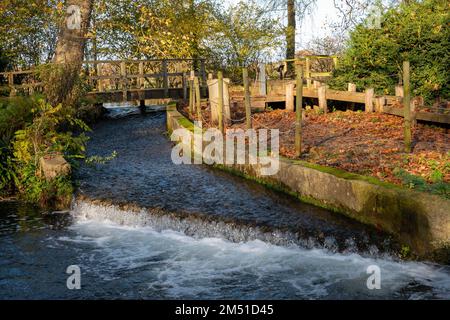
(0, 58, 208, 103)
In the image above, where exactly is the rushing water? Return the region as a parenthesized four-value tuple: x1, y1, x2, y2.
(0, 109, 449, 299)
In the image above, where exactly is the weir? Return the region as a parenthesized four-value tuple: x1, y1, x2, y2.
(76, 109, 397, 255)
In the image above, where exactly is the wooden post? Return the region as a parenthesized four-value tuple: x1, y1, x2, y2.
(365, 88, 374, 112)
(411, 98, 418, 127)
(285, 82, 295, 111)
(375, 96, 386, 112)
(313, 80, 321, 89)
(8, 73, 15, 97)
(189, 75, 194, 115)
(194, 76, 201, 121)
(182, 72, 188, 101)
(295, 66, 303, 157)
(348, 83, 356, 92)
(318, 85, 327, 113)
(333, 57, 338, 69)
(138, 62, 145, 105)
(120, 61, 127, 101)
(200, 59, 207, 97)
(395, 85, 404, 97)
(162, 59, 168, 98)
(403, 61, 412, 153)
(97, 63, 103, 92)
(305, 57, 311, 87)
(348, 83, 356, 110)
(217, 71, 224, 133)
(259, 63, 266, 96)
(138, 62, 144, 88)
(243, 68, 252, 129)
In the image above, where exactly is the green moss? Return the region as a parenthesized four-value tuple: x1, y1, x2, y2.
(287, 157, 401, 190)
(175, 116, 195, 132)
(213, 163, 344, 214)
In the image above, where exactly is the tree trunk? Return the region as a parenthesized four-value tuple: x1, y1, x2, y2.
(47, 0, 93, 106)
(286, 0, 296, 78)
(54, 0, 94, 66)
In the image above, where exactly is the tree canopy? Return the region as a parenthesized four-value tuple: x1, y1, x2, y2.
(329, 0, 450, 103)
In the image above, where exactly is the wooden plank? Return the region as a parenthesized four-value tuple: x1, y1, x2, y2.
(318, 85, 327, 113)
(0, 70, 35, 76)
(324, 89, 365, 103)
(243, 68, 252, 129)
(285, 83, 294, 111)
(365, 88, 374, 112)
(310, 72, 333, 77)
(162, 60, 168, 98)
(403, 61, 412, 152)
(382, 106, 450, 124)
(295, 66, 303, 157)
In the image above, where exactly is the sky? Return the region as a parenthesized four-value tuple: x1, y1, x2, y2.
(224, 0, 342, 49)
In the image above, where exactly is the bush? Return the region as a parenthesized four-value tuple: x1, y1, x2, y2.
(11, 99, 90, 207)
(0, 96, 39, 143)
(393, 168, 450, 198)
(37, 63, 92, 108)
(329, 0, 450, 104)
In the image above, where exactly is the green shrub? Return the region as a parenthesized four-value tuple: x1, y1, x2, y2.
(37, 63, 92, 108)
(393, 168, 450, 198)
(329, 0, 449, 104)
(11, 99, 90, 207)
(0, 146, 17, 196)
(0, 95, 38, 146)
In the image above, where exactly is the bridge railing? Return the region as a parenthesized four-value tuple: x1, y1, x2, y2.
(0, 69, 43, 96)
(0, 58, 207, 99)
(83, 58, 206, 99)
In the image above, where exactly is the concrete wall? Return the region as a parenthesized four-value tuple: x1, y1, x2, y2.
(167, 105, 450, 262)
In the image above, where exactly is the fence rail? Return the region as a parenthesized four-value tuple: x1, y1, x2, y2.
(0, 58, 207, 100)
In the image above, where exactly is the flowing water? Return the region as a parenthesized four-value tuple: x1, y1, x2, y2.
(0, 108, 449, 299)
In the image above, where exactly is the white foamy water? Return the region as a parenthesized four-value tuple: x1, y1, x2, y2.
(58, 206, 450, 300)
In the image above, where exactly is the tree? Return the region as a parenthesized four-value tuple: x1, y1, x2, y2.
(54, 0, 94, 65)
(329, 0, 449, 104)
(206, 1, 282, 81)
(265, 0, 315, 77)
(0, 0, 62, 69)
(0, 47, 9, 72)
(91, 0, 215, 60)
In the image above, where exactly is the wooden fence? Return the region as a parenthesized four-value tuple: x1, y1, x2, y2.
(0, 58, 207, 102)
